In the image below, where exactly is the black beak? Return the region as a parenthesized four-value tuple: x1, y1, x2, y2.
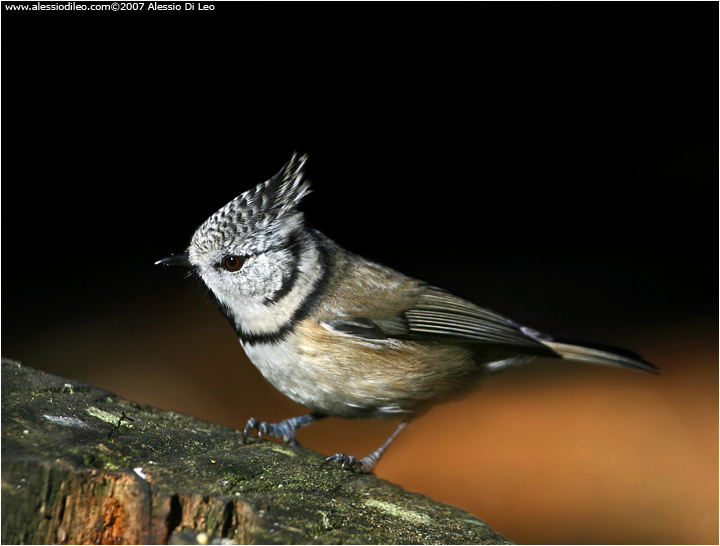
(155, 252, 193, 269)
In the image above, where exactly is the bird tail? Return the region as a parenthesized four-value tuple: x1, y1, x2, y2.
(541, 337, 658, 374)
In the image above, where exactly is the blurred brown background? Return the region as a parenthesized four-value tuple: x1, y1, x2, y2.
(3, 3, 717, 544)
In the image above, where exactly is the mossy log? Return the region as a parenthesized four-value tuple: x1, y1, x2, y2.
(1, 359, 511, 545)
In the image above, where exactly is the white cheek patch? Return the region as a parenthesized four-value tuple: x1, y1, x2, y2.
(237, 254, 287, 300)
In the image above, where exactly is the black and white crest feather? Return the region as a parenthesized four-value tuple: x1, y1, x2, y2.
(191, 153, 311, 255)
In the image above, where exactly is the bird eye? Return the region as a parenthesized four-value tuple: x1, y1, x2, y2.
(223, 256, 245, 271)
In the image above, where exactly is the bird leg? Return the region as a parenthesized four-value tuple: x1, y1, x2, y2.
(242, 412, 326, 447)
(323, 420, 409, 473)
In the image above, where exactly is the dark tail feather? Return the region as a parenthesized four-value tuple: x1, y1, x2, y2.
(541, 337, 658, 374)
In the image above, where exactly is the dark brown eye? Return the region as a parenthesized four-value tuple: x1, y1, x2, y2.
(223, 256, 244, 271)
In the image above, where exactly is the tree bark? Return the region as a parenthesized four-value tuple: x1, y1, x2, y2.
(1, 359, 511, 545)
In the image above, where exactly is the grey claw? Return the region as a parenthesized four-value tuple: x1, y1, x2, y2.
(322, 453, 345, 465)
(242, 417, 262, 443)
(322, 452, 369, 473)
(258, 422, 267, 440)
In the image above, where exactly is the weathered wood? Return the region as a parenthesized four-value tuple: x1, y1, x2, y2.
(1, 359, 511, 544)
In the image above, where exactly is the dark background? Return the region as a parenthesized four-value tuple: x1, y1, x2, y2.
(3, 3, 717, 544)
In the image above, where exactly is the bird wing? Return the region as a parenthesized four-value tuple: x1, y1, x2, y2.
(325, 286, 558, 358)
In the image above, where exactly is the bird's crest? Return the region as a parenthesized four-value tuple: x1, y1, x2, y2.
(190, 153, 311, 254)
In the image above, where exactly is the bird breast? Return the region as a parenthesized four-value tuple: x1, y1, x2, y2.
(241, 321, 479, 419)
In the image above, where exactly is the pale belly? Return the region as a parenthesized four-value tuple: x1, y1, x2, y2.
(241, 327, 479, 419)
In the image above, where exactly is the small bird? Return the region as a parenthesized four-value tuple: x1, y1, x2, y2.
(157, 153, 657, 473)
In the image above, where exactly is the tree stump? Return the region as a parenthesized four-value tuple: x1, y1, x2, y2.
(1, 359, 511, 544)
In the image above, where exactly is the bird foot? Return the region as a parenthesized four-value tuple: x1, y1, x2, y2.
(242, 417, 301, 446)
(321, 421, 409, 473)
(322, 452, 376, 474)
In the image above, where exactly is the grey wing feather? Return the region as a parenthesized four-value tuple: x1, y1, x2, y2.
(327, 286, 558, 358)
(404, 288, 557, 356)
(325, 317, 389, 340)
